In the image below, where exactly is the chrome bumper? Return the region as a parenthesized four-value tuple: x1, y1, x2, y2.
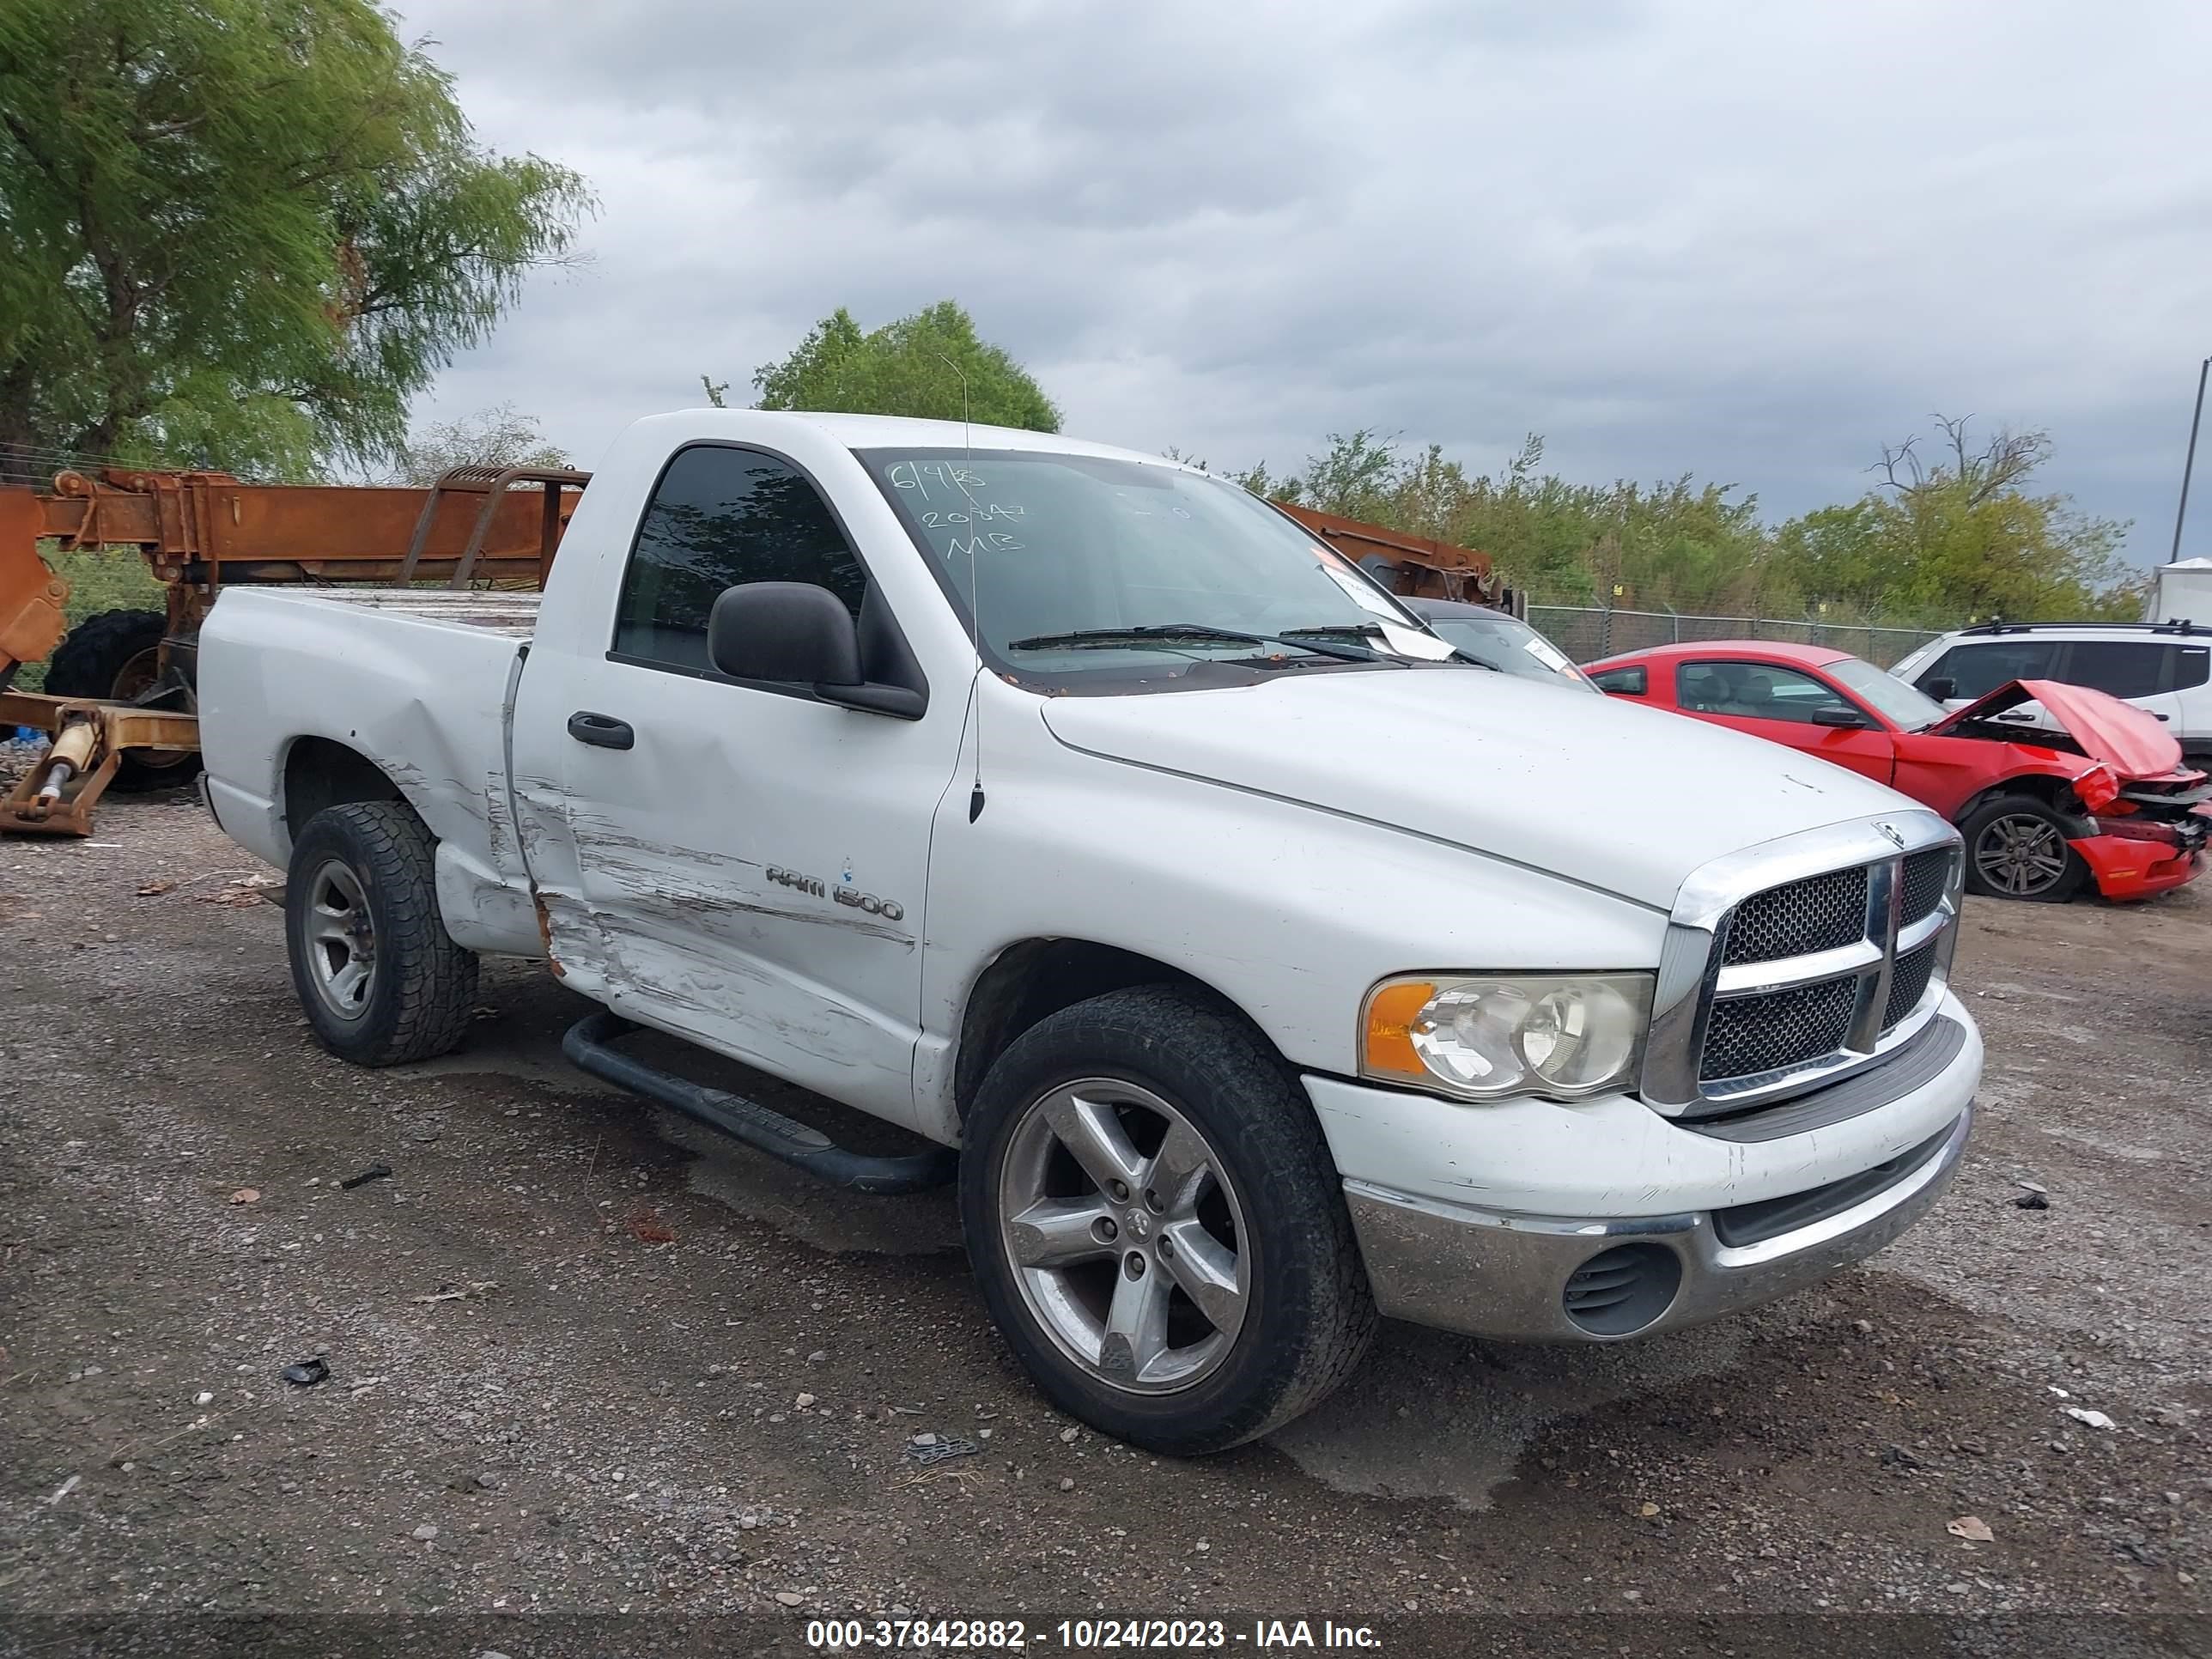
(1343, 1106, 1971, 1342)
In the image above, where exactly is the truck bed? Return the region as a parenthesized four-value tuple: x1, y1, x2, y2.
(198, 584, 548, 958)
(281, 587, 543, 638)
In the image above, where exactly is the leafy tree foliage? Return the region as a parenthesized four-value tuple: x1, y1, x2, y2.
(1771, 416, 2141, 623)
(1244, 418, 2142, 623)
(387, 403, 569, 487)
(744, 301, 1060, 432)
(0, 0, 592, 477)
(1263, 430, 1775, 611)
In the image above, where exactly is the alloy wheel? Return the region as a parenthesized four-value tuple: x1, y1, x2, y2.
(1974, 813, 2069, 897)
(304, 859, 377, 1020)
(997, 1078, 1249, 1394)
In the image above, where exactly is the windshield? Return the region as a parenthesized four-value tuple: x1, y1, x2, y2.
(1829, 656, 1948, 728)
(1424, 614, 1594, 690)
(856, 447, 1452, 682)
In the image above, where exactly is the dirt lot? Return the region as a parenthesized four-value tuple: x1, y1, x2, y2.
(2, 787, 2208, 1656)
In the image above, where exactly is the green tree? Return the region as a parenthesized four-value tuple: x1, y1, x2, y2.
(1244, 428, 1776, 611)
(386, 403, 569, 487)
(0, 0, 591, 477)
(1775, 416, 2141, 623)
(743, 301, 1060, 432)
(1269, 428, 1401, 520)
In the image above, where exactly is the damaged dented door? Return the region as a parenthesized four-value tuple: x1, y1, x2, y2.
(532, 443, 963, 1130)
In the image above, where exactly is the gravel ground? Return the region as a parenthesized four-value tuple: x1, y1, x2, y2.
(1, 787, 2207, 1656)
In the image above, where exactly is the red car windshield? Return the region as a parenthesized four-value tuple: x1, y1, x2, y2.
(1827, 657, 1947, 730)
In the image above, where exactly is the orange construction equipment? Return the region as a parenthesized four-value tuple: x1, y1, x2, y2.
(0, 465, 586, 834)
(1276, 503, 1512, 610)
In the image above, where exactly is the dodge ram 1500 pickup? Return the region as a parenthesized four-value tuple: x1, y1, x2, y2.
(198, 410, 1983, 1453)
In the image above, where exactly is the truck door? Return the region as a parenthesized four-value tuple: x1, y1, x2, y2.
(534, 442, 965, 1133)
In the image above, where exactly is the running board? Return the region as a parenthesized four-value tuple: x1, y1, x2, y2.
(562, 1012, 957, 1195)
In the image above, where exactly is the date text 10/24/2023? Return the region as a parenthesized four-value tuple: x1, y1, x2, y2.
(804, 1618, 1384, 1650)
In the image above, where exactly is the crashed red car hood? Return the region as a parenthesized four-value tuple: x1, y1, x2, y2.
(1929, 678, 2184, 777)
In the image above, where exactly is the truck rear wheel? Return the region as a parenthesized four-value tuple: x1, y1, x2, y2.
(284, 801, 478, 1066)
(961, 985, 1376, 1455)
(44, 609, 201, 790)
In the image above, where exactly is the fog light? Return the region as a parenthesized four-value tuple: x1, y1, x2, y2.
(1561, 1243, 1682, 1336)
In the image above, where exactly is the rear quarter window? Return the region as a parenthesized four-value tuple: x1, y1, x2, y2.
(1921, 640, 2059, 698)
(1590, 665, 1646, 695)
(2059, 640, 2165, 701)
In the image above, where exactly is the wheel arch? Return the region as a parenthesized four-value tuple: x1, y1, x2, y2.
(951, 939, 1277, 1123)
(279, 735, 410, 845)
(1951, 769, 2094, 836)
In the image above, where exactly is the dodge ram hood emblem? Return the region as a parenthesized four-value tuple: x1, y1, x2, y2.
(1875, 821, 1907, 848)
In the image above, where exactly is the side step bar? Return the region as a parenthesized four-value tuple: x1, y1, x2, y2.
(562, 1012, 957, 1195)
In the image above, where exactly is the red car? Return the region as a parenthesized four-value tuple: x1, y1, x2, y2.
(1585, 641, 2211, 902)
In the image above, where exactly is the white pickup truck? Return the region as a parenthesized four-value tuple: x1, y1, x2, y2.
(198, 410, 1981, 1454)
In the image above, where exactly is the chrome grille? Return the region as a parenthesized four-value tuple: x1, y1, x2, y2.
(1900, 848, 1953, 927)
(1641, 812, 1966, 1118)
(1720, 866, 1868, 965)
(1882, 941, 1938, 1031)
(1699, 975, 1858, 1082)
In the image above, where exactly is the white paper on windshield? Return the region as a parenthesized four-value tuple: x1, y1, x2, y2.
(1379, 620, 1455, 660)
(1313, 563, 1455, 659)
(1522, 637, 1574, 673)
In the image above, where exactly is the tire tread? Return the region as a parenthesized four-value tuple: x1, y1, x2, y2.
(287, 800, 477, 1065)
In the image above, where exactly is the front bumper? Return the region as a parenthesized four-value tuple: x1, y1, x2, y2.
(1341, 1107, 1971, 1341)
(2073, 829, 2203, 901)
(1306, 993, 1981, 1343)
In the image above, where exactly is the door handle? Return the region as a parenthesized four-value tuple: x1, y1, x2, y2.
(568, 710, 635, 750)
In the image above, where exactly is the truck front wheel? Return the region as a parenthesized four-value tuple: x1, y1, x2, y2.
(962, 985, 1376, 1455)
(284, 801, 478, 1066)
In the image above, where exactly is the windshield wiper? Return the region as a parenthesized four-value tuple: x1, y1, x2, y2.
(1006, 623, 1389, 664)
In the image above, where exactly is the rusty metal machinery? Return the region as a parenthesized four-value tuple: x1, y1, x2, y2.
(0, 465, 586, 835)
(1276, 503, 1512, 610)
(0, 693, 201, 836)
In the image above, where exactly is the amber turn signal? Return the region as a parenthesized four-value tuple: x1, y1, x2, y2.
(1362, 979, 1437, 1080)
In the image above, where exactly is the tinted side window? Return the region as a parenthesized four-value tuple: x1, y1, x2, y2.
(2174, 645, 2210, 691)
(1591, 665, 1646, 695)
(613, 447, 866, 672)
(1676, 661, 1856, 725)
(2061, 640, 2164, 701)
(1923, 640, 2059, 699)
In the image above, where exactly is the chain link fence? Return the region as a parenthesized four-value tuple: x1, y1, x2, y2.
(1527, 605, 1947, 669)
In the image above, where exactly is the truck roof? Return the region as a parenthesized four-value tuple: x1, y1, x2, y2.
(672, 409, 1188, 469)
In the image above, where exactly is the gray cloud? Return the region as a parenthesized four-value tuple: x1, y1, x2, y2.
(394, 0, 2212, 561)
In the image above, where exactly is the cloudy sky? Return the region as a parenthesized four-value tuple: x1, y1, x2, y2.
(392, 0, 2212, 563)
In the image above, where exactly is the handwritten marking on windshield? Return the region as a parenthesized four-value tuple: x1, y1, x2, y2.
(886, 459, 985, 501)
(921, 504, 1024, 526)
(945, 534, 1025, 557)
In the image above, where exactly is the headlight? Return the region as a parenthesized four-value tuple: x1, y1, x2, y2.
(1361, 974, 1653, 1102)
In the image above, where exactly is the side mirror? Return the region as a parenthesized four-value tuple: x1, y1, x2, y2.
(1923, 676, 1957, 702)
(708, 581, 926, 720)
(710, 581, 862, 685)
(1812, 706, 1872, 729)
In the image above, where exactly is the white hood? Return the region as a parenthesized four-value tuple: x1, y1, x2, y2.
(1038, 669, 1913, 910)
